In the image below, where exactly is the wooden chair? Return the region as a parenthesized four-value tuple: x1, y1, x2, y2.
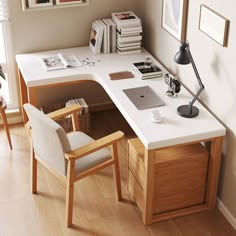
(0, 96, 12, 149)
(23, 103, 124, 227)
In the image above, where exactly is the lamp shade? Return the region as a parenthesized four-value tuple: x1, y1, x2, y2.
(174, 42, 190, 65)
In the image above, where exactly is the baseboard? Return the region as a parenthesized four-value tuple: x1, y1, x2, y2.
(0, 109, 23, 125)
(217, 198, 236, 230)
(6, 115, 23, 124)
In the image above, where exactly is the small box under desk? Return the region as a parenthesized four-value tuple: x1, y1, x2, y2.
(127, 138, 209, 223)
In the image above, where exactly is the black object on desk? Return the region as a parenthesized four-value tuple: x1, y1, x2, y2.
(174, 42, 204, 118)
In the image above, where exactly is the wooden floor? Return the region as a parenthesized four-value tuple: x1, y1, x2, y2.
(0, 109, 235, 236)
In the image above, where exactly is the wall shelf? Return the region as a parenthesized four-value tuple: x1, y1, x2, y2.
(22, 0, 89, 12)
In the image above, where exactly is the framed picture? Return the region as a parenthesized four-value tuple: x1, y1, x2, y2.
(199, 5, 229, 47)
(28, 0, 53, 8)
(56, 0, 82, 5)
(161, 0, 188, 43)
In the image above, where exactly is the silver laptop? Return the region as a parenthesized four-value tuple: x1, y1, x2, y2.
(123, 86, 165, 110)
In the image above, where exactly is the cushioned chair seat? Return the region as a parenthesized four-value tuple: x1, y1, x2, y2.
(67, 132, 111, 174)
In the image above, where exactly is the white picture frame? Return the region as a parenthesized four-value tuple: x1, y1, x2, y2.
(56, 0, 82, 5)
(199, 5, 229, 47)
(22, 0, 88, 11)
(161, 0, 188, 43)
(28, 0, 53, 8)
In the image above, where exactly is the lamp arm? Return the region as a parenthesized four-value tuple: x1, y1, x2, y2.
(186, 48, 205, 108)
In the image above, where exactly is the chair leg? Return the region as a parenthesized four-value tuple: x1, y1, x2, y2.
(31, 147, 37, 194)
(65, 159, 75, 227)
(1, 109, 12, 149)
(112, 143, 122, 201)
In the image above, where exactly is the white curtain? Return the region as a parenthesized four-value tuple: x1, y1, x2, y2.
(0, 0, 9, 22)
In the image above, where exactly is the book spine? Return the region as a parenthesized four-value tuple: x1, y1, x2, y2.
(117, 48, 141, 55)
(77, 98, 84, 115)
(94, 20, 104, 55)
(117, 35, 142, 43)
(79, 98, 88, 114)
(101, 19, 108, 54)
(109, 19, 117, 53)
(117, 26, 142, 33)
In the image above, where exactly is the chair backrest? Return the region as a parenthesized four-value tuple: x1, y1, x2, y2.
(24, 103, 71, 176)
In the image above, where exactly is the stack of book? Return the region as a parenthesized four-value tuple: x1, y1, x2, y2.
(132, 61, 163, 79)
(112, 11, 142, 55)
(66, 98, 89, 115)
(100, 19, 117, 54)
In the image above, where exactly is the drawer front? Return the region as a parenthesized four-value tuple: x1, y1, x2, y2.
(153, 151, 209, 214)
(128, 142, 145, 189)
(128, 170, 144, 214)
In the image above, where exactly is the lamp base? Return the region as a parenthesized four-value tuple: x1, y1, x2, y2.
(177, 105, 199, 118)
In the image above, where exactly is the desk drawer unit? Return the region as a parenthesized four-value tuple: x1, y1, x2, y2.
(127, 138, 209, 224)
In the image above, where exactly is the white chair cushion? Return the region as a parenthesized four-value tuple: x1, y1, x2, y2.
(67, 131, 111, 175)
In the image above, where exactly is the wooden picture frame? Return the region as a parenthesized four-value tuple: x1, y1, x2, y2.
(199, 5, 229, 47)
(56, 0, 82, 5)
(161, 0, 188, 43)
(28, 0, 53, 8)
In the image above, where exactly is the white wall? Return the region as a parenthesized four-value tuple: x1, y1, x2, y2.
(136, 0, 236, 227)
(10, 0, 138, 107)
(10, 0, 138, 53)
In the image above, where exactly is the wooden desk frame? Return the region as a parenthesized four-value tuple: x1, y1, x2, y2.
(141, 137, 223, 225)
(18, 69, 88, 123)
(18, 68, 223, 224)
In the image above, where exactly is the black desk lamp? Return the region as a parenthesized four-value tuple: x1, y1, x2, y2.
(174, 42, 204, 118)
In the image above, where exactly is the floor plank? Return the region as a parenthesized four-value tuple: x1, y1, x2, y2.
(0, 110, 235, 236)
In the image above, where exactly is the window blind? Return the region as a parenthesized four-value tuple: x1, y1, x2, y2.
(0, 0, 9, 22)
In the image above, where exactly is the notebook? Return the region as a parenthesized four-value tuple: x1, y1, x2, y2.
(122, 86, 165, 110)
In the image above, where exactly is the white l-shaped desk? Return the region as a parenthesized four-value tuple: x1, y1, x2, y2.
(16, 46, 226, 225)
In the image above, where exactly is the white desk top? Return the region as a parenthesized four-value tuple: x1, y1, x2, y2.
(16, 46, 226, 150)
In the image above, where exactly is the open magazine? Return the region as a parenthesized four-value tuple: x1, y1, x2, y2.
(39, 53, 82, 71)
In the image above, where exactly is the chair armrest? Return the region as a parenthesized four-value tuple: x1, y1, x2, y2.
(65, 130, 124, 160)
(47, 104, 82, 121)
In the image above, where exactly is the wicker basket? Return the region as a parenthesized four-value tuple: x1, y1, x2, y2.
(41, 102, 91, 133)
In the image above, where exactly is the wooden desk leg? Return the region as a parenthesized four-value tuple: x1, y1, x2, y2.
(142, 149, 155, 225)
(18, 68, 29, 123)
(0, 109, 12, 149)
(205, 136, 223, 209)
(28, 87, 37, 107)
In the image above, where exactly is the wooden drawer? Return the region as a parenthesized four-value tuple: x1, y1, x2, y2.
(127, 138, 209, 218)
(128, 138, 145, 189)
(128, 170, 144, 214)
(153, 143, 209, 214)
